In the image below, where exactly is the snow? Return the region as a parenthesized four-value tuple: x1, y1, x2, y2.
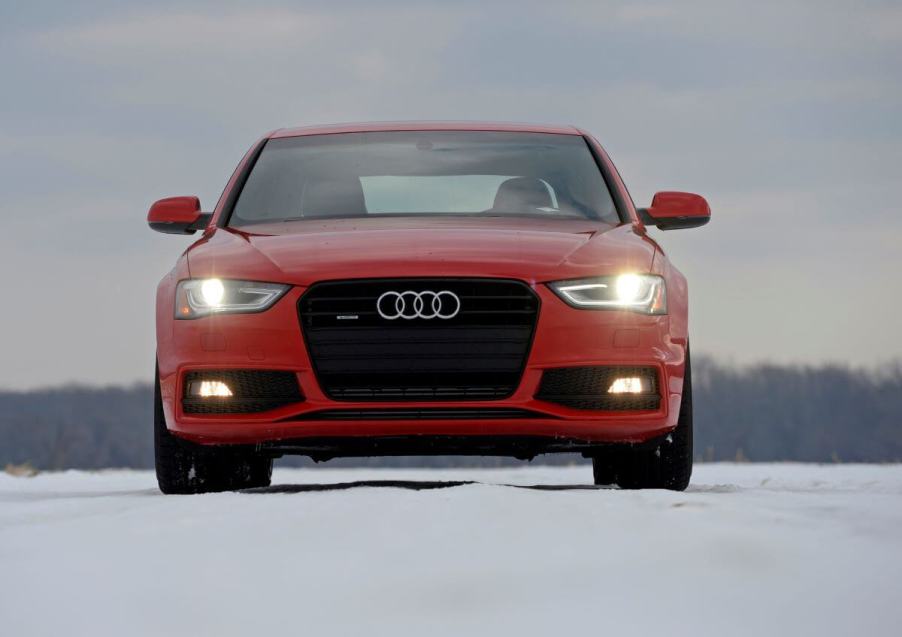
(2, 463, 901, 636)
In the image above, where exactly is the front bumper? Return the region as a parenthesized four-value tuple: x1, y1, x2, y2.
(157, 284, 687, 447)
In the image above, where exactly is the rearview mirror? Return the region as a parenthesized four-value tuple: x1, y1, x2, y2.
(147, 196, 211, 234)
(638, 192, 710, 230)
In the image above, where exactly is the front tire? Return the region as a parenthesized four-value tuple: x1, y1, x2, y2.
(154, 365, 273, 494)
(592, 347, 694, 491)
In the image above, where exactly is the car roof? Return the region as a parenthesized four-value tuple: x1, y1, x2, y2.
(270, 121, 583, 139)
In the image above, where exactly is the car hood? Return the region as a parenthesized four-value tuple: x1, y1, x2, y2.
(186, 216, 656, 285)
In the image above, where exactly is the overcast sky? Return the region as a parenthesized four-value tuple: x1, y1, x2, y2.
(1, 0, 900, 389)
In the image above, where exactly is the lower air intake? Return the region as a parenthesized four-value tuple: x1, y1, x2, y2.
(182, 370, 303, 414)
(290, 408, 542, 421)
(536, 366, 660, 410)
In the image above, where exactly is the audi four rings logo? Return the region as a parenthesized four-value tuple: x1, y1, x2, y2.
(376, 290, 461, 320)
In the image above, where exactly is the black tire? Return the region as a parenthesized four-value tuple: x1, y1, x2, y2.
(591, 451, 617, 485)
(154, 365, 273, 494)
(592, 348, 694, 491)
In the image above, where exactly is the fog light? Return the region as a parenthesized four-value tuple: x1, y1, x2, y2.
(608, 377, 647, 394)
(188, 380, 233, 398)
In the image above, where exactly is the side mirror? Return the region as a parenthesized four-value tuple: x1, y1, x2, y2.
(638, 191, 710, 230)
(147, 196, 211, 234)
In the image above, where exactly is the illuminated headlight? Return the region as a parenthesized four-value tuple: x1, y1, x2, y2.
(549, 274, 666, 314)
(175, 279, 290, 319)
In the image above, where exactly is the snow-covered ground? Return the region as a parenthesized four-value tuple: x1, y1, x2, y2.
(2, 464, 901, 636)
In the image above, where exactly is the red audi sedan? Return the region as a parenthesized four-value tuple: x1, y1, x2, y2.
(148, 121, 710, 493)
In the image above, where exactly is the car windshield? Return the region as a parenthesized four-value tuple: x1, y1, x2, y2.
(228, 131, 620, 226)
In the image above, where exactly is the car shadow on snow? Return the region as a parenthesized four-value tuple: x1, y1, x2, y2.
(243, 480, 613, 494)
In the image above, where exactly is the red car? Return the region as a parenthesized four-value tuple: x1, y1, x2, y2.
(148, 121, 710, 494)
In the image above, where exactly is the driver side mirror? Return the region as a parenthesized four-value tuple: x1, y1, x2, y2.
(147, 196, 211, 234)
(638, 192, 710, 230)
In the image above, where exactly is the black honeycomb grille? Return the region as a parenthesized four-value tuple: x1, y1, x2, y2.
(536, 366, 660, 411)
(182, 370, 303, 414)
(299, 279, 539, 401)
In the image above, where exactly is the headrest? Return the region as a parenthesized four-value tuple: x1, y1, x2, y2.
(492, 177, 553, 212)
(300, 178, 367, 218)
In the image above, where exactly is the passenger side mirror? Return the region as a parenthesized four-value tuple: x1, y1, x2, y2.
(638, 192, 710, 230)
(147, 196, 211, 234)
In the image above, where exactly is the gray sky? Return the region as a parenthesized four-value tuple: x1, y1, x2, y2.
(1, 0, 900, 389)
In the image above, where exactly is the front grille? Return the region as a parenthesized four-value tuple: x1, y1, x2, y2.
(536, 366, 660, 410)
(299, 279, 539, 401)
(182, 370, 303, 414)
(289, 408, 542, 421)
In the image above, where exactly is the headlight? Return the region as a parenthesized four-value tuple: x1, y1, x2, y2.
(175, 279, 290, 319)
(549, 274, 666, 314)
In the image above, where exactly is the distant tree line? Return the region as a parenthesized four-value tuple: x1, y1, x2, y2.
(1, 357, 900, 470)
(692, 357, 902, 463)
